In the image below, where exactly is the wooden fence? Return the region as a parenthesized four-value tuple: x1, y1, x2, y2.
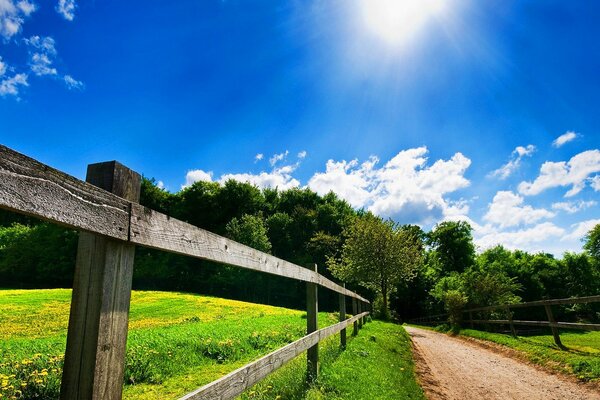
(411, 295, 600, 347)
(0, 144, 370, 400)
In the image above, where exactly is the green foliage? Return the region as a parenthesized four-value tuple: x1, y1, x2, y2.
(226, 214, 272, 253)
(329, 213, 423, 318)
(584, 223, 600, 261)
(427, 221, 475, 274)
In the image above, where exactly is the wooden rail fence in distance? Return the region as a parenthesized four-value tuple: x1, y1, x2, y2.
(410, 295, 600, 347)
(0, 144, 371, 400)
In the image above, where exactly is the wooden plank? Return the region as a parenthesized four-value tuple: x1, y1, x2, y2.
(339, 284, 346, 349)
(306, 263, 318, 383)
(352, 298, 358, 336)
(129, 204, 369, 302)
(60, 161, 141, 400)
(471, 319, 600, 332)
(544, 305, 563, 347)
(466, 295, 600, 313)
(0, 145, 130, 240)
(179, 312, 369, 400)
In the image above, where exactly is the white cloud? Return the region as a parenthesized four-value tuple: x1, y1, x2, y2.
(489, 144, 535, 180)
(518, 150, 600, 197)
(308, 147, 471, 224)
(562, 219, 600, 242)
(183, 169, 213, 188)
(64, 74, 83, 90)
(220, 168, 300, 190)
(254, 153, 263, 162)
(483, 191, 554, 228)
(551, 200, 597, 214)
(0, 57, 6, 76)
(591, 175, 600, 192)
(0, 72, 27, 97)
(156, 180, 165, 190)
(25, 36, 58, 76)
(552, 131, 578, 148)
(269, 150, 289, 167)
(56, 0, 76, 21)
(0, 0, 36, 39)
(476, 222, 565, 252)
(298, 150, 307, 159)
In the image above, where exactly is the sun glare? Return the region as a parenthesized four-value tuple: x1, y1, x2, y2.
(361, 0, 445, 46)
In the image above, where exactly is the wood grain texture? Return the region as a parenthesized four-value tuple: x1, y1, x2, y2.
(306, 264, 318, 383)
(129, 204, 368, 302)
(0, 145, 130, 240)
(179, 312, 370, 400)
(339, 284, 346, 349)
(60, 161, 140, 400)
(352, 298, 358, 336)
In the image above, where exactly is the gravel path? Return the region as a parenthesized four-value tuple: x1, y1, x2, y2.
(405, 326, 600, 400)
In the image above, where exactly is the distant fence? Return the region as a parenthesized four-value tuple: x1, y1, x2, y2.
(410, 295, 600, 347)
(0, 144, 370, 400)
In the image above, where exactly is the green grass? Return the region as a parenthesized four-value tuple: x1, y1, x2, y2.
(411, 322, 600, 383)
(0, 289, 424, 400)
(238, 320, 425, 400)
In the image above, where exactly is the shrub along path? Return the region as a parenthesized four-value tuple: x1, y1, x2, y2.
(404, 326, 600, 400)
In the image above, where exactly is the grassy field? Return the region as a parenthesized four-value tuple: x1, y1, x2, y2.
(0, 289, 424, 399)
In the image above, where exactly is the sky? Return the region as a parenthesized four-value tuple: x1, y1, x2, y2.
(1, 0, 599, 256)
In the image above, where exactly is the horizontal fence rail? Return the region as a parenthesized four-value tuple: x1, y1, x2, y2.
(410, 295, 600, 347)
(180, 312, 370, 400)
(0, 144, 371, 400)
(0, 145, 367, 302)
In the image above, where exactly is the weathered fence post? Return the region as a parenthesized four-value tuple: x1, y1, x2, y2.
(306, 263, 319, 383)
(469, 311, 474, 329)
(358, 302, 363, 329)
(544, 305, 563, 348)
(352, 298, 358, 336)
(339, 284, 346, 349)
(506, 307, 517, 337)
(61, 161, 141, 400)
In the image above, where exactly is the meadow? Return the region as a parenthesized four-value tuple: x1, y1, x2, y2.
(0, 289, 424, 399)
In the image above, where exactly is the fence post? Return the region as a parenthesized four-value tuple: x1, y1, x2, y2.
(306, 263, 319, 383)
(469, 311, 474, 329)
(358, 302, 363, 329)
(339, 284, 347, 349)
(352, 298, 358, 336)
(506, 307, 517, 337)
(544, 305, 563, 348)
(60, 161, 141, 400)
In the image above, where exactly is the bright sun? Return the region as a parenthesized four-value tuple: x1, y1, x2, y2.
(361, 0, 445, 45)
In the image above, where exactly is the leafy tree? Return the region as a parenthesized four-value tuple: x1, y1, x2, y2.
(225, 214, 271, 253)
(427, 221, 475, 274)
(584, 223, 600, 261)
(329, 213, 422, 318)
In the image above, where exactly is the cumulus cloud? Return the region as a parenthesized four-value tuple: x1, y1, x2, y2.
(591, 175, 600, 192)
(254, 153, 263, 162)
(56, 0, 76, 21)
(476, 222, 565, 252)
(483, 191, 554, 228)
(489, 144, 535, 180)
(298, 150, 307, 159)
(25, 36, 58, 76)
(183, 169, 213, 187)
(64, 74, 83, 90)
(562, 219, 600, 242)
(552, 200, 597, 214)
(269, 150, 289, 167)
(0, 0, 36, 39)
(220, 167, 300, 190)
(0, 72, 27, 97)
(518, 150, 600, 197)
(308, 147, 471, 224)
(552, 131, 578, 148)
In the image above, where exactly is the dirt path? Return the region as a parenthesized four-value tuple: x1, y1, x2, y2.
(405, 326, 600, 400)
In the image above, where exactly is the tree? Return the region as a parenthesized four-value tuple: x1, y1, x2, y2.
(328, 213, 422, 318)
(225, 214, 271, 253)
(427, 221, 475, 274)
(584, 223, 600, 261)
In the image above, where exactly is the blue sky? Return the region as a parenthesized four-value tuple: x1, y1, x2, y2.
(1, 0, 599, 255)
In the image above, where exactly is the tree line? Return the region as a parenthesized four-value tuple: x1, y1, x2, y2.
(0, 178, 599, 322)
